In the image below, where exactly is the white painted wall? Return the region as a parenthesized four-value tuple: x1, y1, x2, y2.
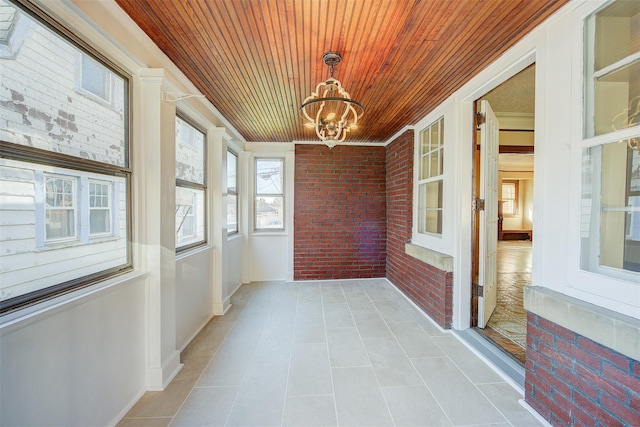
(246, 144, 295, 282)
(176, 247, 214, 351)
(0, 275, 146, 426)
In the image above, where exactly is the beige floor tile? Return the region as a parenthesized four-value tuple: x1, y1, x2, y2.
(382, 386, 452, 426)
(117, 280, 538, 427)
(117, 417, 172, 427)
(332, 366, 394, 426)
(283, 395, 337, 427)
(412, 357, 507, 426)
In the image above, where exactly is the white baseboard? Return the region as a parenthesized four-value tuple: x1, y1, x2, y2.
(146, 350, 183, 391)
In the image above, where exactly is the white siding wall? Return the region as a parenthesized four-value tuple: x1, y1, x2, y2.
(0, 161, 127, 301)
(0, 10, 126, 166)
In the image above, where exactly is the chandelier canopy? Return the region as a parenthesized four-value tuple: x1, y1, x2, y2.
(301, 52, 364, 148)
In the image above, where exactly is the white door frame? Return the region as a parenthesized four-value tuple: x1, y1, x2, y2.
(452, 51, 537, 330)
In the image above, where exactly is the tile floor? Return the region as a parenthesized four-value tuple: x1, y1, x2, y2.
(118, 279, 542, 427)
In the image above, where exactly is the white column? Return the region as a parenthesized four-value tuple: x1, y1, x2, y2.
(134, 69, 181, 390)
(208, 127, 230, 314)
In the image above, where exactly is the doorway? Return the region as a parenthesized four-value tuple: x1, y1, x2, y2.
(471, 65, 535, 365)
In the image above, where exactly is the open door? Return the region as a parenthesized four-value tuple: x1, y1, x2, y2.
(477, 100, 500, 328)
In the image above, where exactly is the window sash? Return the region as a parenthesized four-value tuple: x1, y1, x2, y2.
(0, 0, 131, 314)
(89, 180, 111, 235)
(579, 0, 640, 280)
(227, 150, 238, 235)
(175, 184, 206, 250)
(44, 176, 77, 241)
(417, 117, 445, 237)
(255, 158, 284, 231)
(175, 112, 207, 251)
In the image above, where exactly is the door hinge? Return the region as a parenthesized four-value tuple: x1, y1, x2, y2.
(473, 198, 485, 211)
(476, 112, 486, 127)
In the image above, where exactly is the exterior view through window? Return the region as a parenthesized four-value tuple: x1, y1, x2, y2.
(175, 114, 206, 251)
(255, 158, 284, 231)
(580, 0, 640, 276)
(227, 150, 238, 234)
(0, 0, 130, 311)
(417, 117, 444, 235)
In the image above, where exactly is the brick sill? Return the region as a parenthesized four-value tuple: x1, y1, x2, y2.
(405, 242, 453, 272)
(524, 286, 640, 361)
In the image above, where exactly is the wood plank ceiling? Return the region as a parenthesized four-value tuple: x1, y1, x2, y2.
(115, 0, 568, 143)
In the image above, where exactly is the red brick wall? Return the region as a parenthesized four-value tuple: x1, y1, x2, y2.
(294, 144, 386, 280)
(526, 312, 640, 426)
(385, 131, 453, 328)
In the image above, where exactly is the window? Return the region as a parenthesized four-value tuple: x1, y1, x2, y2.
(501, 180, 518, 216)
(45, 175, 76, 241)
(255, 158, 284, 231)
(175, 114, 206, 250)
(89, 180, 111, 235)
(227, 150, 238, 235)
(417, 117, 444, 235)
(0, 0, 130, 312)
(580, 0, 640, 277)
(0, 0, 28, 59)
(80, 53, 112, 103)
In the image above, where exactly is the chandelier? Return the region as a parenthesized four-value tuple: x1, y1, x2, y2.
(301, 52, 364, 148)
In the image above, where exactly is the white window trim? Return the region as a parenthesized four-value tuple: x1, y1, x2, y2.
(565, 0, 640, 319)
(253, 157, 285, 232)
(227, 149, 239, 235)
(411, 110, 452, 254)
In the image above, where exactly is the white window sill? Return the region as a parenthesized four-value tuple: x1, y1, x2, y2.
(405, 242, 453, 272)
(0, 269, 148, 332)
(175, 244, 213, 261)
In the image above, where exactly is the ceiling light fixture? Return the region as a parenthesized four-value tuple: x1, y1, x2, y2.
(301, 52, 364, 148)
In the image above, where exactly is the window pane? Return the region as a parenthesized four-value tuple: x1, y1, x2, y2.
(420, 128, 431, 154)
(420, 154, 429, 180)
(175, 116, 205, 184)
(175, 186, 205, 247)
(429, 150, 440, 178)
(587, 1, 640, 138)
(593, 1, 640, 71)
(256, 159, 283, 195)
(1, 159, 129, 305)
(81, 54, 108, 100)
(593, 60, 640, 136)
(581, 143, 640, 272)
(256, 196, 283, 230)
(425, 210, 440, 234)
(227, 194, 238, 233)
(46, 209, 74, 240)
(418, 180, 443, 235)
(0, 3, 127, 167)
(227, 151, 237, 192)
(90, 209, 109, 234)
(430, 122, 440, 150)
(45, 176, 76, 240)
